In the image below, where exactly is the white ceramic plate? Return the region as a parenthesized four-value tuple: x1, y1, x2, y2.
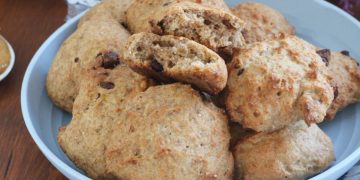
(21, 0, 360, 179)
(0, 35, 15, 81)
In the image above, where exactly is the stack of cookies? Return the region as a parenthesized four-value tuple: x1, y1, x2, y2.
(46, 0, 360, 179)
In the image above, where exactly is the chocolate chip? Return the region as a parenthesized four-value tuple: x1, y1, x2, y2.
(218, 47, 232, 63)
(150, 58, 164, 72)
(96, 93, 101, 100)
(222, 19, 234, 29)
(341, 50, 350, 56)
(74, 57, 79, 63)
(99, 51, 120, 69)
(204, 19, 211, 25)
(163, 2, 171, 6)
(237, 68, 244, 76)
(168, 61, 175, 68)
(316, 49, 331, 66)
(99, 81, 115, 89)
(120, 22, 128, 29)
(137, 46, 142, 52)
(333, 86, 339, 100)
(157, 20, 165, 33)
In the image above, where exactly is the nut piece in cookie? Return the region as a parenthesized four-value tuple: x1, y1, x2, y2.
(105, 83, 233, 179)
(123, 32, 228, 94)
(226, 36, 334, 132)
(78, 0, 134, 28)
(46, 20, 130, 112)
(231, 2, 295, 44)
(127, 0, 245, 60)
(57, 55, 152, 179)
(233, 121, 335, 180)
(325, 50, 360, 119)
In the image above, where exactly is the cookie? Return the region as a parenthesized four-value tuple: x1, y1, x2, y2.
(126, 1, 245, 61)
(46, 20, 130, 112)
(126, 0, 230, 34)
(233, 121, 335, 180)
(231, 2, 295, 44)
(226, 36, 334, 132)
(57, 54, 153, 178)
(105, 83, 233, 179)
(123, 32, 228, 94)
(78, 0, 133, 28)
(323, 50, 360, 119)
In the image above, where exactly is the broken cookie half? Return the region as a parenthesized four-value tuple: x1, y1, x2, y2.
(123, 32, 228, 94)
(127, 1, 246, 61)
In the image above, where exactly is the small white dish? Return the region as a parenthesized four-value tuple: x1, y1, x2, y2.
(0, 35, 15, 81)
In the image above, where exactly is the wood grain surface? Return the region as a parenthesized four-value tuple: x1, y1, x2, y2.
(0, 0, 67, 179)
(0, 0, 358, 179)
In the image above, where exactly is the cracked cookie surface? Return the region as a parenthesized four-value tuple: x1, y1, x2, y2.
(105, 83, 233, 180)
(58, 54, 152, 178)
(226, 36, 334, 132)
(231, 2, 295, 44)
(233, 121, 334, 180)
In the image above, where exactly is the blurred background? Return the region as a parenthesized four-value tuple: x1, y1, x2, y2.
(328, 0, 360, 19)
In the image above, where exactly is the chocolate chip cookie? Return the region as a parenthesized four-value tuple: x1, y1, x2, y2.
(46, 20, 130, 112)
(231, 2, 295, 44)
(58, 55, 153, 178)
(78, 0, 133, 29)
(233, 121, 334, 180)
(123, 32, 227, 94)
(105, 83, 233, 179)
(226, 36, 334, 132)
(324, 50, 360, 119)
(126, 0, 245, 60)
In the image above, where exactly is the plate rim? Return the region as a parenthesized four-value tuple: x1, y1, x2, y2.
(20, 0, 360, 179)
(21, 11, 89, 180)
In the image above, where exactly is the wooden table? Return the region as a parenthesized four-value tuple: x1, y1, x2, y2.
(0, 0, 67, 179)
(0, 0, 359, 179)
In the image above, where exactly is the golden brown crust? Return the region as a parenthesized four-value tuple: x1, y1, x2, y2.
(326, 51, 360, 119)
(105, 83, 233, 180)
(46, 20, 130, 112)
(233, 121, 335, 180)
(231, 2, 295, 44)
(58, 56, 152, 178)
(226, 36, 334, 132)
(127, 0, 245, 58)
(123, 32, 228, 94)
(126, 0, 230, 34)
(78, 0, 133, 28)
